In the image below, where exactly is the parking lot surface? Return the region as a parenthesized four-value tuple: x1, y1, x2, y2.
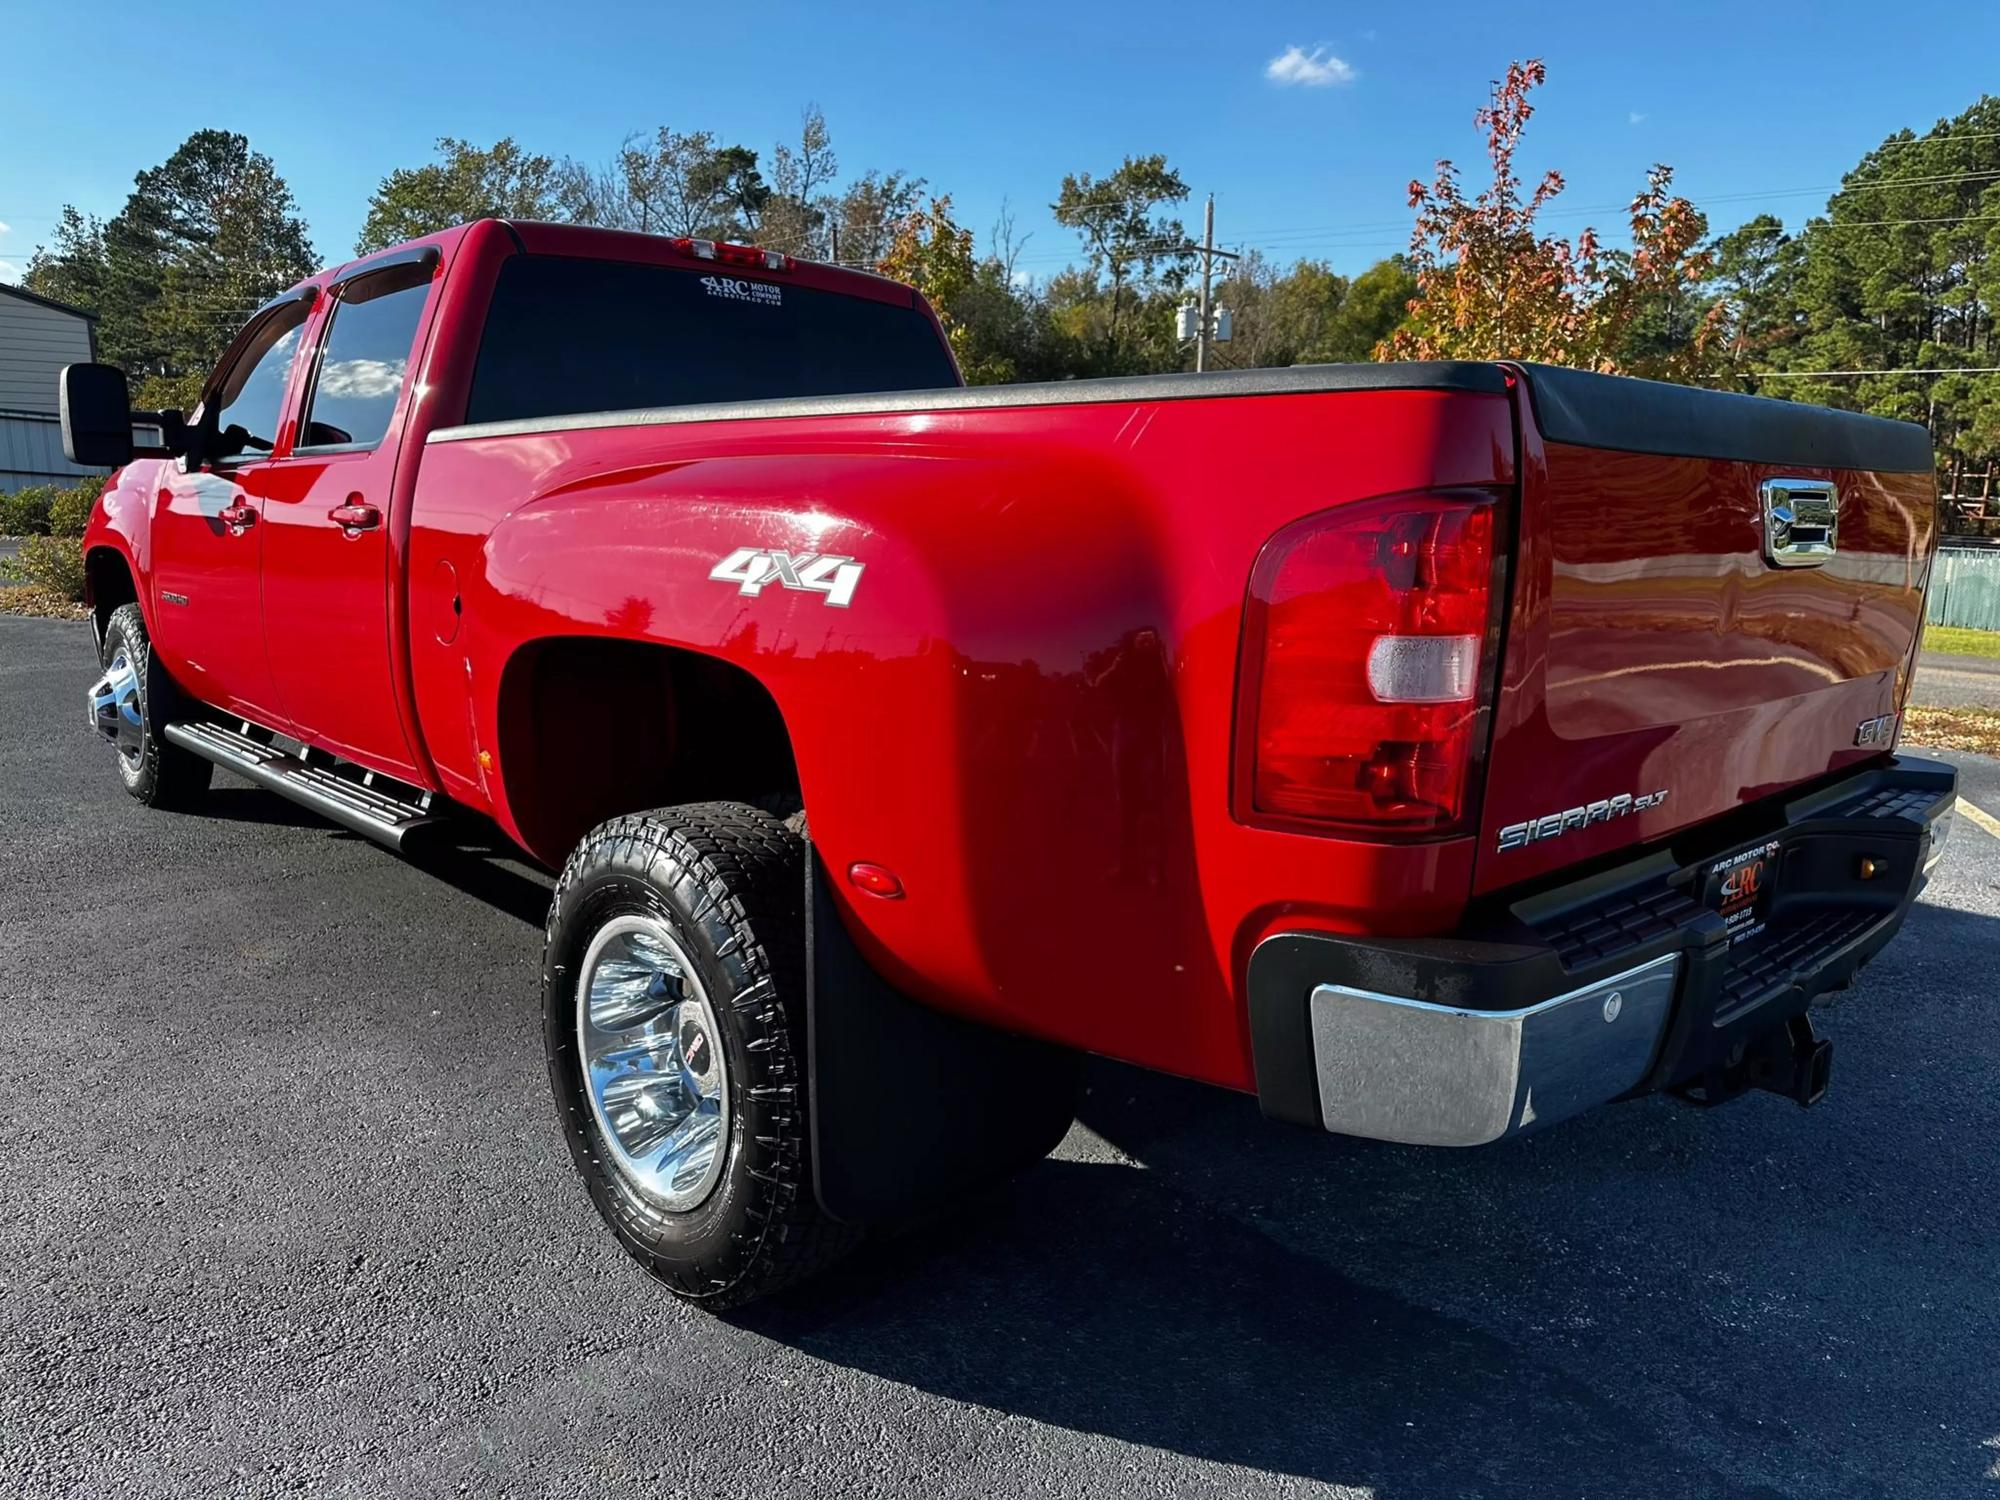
(1914, 650, 2000, 710)
(4, 613, 1999, 1499)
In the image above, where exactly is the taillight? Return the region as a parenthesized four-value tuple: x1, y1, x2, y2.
(667, 237, 793, 272)
(1235, 491, 1505, 839)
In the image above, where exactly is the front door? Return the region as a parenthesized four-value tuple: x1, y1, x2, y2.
(149, 297, 314, 730)
(258, 254, 439, 780)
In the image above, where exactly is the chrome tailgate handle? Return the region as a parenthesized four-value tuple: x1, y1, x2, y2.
(1761, 478, 1839, 567)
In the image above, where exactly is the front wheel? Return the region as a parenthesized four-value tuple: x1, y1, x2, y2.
(91, 602, 211, 810)
(542, 803, 859, 1309)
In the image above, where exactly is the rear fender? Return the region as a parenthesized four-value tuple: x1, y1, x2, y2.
(455, 442, 1170, 1039)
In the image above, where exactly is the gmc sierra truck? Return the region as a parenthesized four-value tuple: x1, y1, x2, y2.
(62, 219, 1956, 1309)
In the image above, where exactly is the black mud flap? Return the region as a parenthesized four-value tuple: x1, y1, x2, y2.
(805, 849, 1083, 1225)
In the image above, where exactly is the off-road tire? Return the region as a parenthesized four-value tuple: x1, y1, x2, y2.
(543, 802, 860, 1309)
(101, 602, 212, 811)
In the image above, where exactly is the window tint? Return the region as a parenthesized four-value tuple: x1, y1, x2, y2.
(465, 255, 959, 426)
(210, 301, 310, 460)
(300, 262, 433, 450)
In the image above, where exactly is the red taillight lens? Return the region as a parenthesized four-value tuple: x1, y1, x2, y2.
(1236, 492, 1503, 838)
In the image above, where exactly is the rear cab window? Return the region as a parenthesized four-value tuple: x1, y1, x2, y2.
(464, 256, 959, 426)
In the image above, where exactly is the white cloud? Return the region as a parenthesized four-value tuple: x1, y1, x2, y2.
(318, 357, 407, 399)
(0, 259, 20, 285)
(1266, 46, 1356, 88)
(1629, 111, 1647, 125)
(0, 220, 12, 237)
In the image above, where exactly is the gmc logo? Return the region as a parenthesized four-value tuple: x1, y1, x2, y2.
(1855, 713, 1897, 748)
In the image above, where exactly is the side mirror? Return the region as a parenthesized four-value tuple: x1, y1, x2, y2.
(60, 363, 137, 467)
(58, 364, 190, 467)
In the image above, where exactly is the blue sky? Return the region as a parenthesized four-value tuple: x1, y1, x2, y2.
(2, 0, 1995, 287)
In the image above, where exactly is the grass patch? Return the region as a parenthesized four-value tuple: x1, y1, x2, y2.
(1903, 704, 2000, 756)
(1924, 625, 2000, 660)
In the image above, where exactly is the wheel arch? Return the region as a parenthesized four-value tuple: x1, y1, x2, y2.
(491, 634, 801, 866)
(84, 543, 143, 648)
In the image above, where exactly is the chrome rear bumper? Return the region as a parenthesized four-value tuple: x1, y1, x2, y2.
(1307, 955, 1680, 1146)
(1248, 754, 1957, 1146)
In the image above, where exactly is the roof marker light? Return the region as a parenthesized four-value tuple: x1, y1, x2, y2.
(668, 237, 793, 272)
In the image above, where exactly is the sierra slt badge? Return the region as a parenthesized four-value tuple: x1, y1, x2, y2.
(1497, 789, 1670, 852)
(710, 547, 864, 608)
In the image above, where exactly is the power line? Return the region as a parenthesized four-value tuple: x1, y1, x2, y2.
(1741, 366, 2000, 378)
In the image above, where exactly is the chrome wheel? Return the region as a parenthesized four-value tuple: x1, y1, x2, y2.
(89, 647, 145, 770)
(577, 914, 731, 1213)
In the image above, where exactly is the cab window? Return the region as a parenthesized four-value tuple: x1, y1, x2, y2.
(297, 261, 434, 451)
(208, 300, 311, 462)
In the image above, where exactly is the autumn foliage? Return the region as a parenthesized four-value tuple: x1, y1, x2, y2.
(1380, 60, 1727, 381)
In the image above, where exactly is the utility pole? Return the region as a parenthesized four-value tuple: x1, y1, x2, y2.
(1196, 195, 1216, 373)
(1175, 194, 1238, 370)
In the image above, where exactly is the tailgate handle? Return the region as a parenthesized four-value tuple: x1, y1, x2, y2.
(1760, 478, 1838, 568)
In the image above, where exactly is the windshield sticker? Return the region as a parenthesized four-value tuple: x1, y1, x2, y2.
(700, 275, 782, 307)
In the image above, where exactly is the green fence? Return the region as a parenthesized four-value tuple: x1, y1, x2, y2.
(1929, 548, 2000, 631)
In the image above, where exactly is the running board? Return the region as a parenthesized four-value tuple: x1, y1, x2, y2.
(163, 719, 439, 851)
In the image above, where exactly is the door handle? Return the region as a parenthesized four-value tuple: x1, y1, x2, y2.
(329, 500, 382, 536)
(219, 500, 256, 532)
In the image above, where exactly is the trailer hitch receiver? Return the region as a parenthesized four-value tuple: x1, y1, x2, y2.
(1675, 1014, 1831, 1110)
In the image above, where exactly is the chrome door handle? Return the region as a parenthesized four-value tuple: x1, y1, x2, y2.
(219, 500, 256, 532)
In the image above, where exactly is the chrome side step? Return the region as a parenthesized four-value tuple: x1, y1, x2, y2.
(164, 719, 439, 851)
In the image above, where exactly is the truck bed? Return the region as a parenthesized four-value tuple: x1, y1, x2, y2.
(407, 358, 1935, 1096)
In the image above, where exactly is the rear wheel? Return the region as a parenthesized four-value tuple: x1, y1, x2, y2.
(91, 603, 211, 811)
(542, 803, 859, 1309)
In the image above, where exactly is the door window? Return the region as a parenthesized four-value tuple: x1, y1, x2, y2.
(298, 262, 434, 451)
(209, 300, 311, 461)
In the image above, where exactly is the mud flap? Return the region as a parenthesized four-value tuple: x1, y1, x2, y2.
(805, 848, 1083, 1225)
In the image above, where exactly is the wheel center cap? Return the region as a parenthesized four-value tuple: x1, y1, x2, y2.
(680, 1018, 713, 1078)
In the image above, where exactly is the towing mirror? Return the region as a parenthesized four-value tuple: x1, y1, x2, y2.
(58, 363, 188, 467)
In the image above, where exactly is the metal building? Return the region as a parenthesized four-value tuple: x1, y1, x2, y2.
(0, 282, 101, 493)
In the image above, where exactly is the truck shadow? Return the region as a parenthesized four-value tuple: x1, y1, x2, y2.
(736, 896, 2000, 1497)
(194, 781, 560, 927)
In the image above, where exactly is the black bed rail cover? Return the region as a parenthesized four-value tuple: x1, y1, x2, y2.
(1511, 361, 1933, 473)
(430, 360, 1508, 443)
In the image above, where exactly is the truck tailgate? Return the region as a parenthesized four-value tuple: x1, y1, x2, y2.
(1474, 365, 1937, 895)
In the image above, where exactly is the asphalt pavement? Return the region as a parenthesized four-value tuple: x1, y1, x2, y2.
(1913, 651, 2000, 709)
(4, 614, 2000, 1499)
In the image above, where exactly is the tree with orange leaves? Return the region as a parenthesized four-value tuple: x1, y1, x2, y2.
(1380, 60, 1729, 382)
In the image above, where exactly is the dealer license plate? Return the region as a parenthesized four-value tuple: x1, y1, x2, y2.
(1703, 839, 1784, 947)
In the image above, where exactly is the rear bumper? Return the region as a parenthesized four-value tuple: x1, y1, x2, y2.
(1248, 754, 1957, 1144)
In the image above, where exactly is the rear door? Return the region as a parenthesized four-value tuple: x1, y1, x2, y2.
(258, 251, 440, 779)
(1476, 365, 1936, 894)
(150, 295, 315, 729)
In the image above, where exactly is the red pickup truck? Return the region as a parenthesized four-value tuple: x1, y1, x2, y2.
(63, 219, 1956, 1308)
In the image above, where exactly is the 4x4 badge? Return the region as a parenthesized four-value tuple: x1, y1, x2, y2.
(709, 547, 864, 608)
